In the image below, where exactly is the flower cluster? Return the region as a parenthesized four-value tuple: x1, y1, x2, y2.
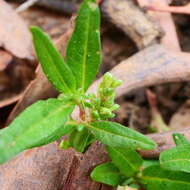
(84, 72, 122, 121)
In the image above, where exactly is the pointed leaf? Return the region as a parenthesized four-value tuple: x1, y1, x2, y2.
(31, 26, 76, 94)
(140, 165, 190, 190)
(66, 0, 101, 92)
(86, 121, 156, 150)
(106, 146, 143, 177)
(91, 162, 125, 187)
(173, 133, 189, 146)
(0, 99, 74, 164)
(160, 144, 190, 173)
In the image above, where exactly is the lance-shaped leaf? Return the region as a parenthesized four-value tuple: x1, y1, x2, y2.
(0, 99, 74, 164)
(66, 0, 101, 92)
(160, 144, 190, 173)
(106, 146, 143, 177)
(140, 165, 190, 190)
(31, 27, 76, 94)
(69, 127, 95, 152)
(91, 162, 125, 187)
(86, 121, 156, 150)
(173, 133, 190, 146)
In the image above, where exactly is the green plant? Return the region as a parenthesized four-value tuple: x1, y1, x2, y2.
(91, 133, 190, 190)
(160, 133, 190, 173)
(1, 1, 190, 189)
(0, 0, 155, 164)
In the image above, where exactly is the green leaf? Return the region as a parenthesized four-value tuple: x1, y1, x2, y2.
(140, 165, 190, 190)
(0, 99, 74, 164)
(66, 0, 101, 92)
(86, 121, 156, 150)
(142, 159, 159, 169)
(69, 127, 95, 152)
(106, 146, 143, 177)
(59, 139, 71, 150)
(31, 26, 76, 94)
(173, 133, 189, 146)
(160, 144, 190, 173)
(120, 178, 134, 186)
(91, 162, 125, 187)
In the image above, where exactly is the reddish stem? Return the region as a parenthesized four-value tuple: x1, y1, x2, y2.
(79, 106, 85, 121)
(146, 89, 158, 112)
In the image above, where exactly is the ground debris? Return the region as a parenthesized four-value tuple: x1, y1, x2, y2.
(0, 0, 33, 59)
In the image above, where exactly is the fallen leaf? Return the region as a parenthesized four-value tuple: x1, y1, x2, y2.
(0, 0, 33, 59)
(0, 50, 12, 71)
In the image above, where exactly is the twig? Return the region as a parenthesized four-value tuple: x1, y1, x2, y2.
(137, 0, 181, 51)
(16, 0, 39, 13)
(101, 0, 162, 49)
(12, 0, 77, 14)
(145, 3, 190, 15)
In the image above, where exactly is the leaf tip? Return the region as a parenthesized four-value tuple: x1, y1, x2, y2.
(30, 26, 41, 34)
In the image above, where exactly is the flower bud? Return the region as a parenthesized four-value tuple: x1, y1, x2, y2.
(100, 72, 114, 88)
(100, 107, 112, 116)
(59, 140, 71, 149)
(102, 99, 114, 108)
(102, 88, 114, 96)
(84, 101, 92, 108)
(110, 104, 120, 111)
(77, 125, 84, 131)
(91, 110, 100, 120)
(111, 79, 122, 88)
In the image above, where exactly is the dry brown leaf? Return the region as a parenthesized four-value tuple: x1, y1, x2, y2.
(0, 0, 33, 59)
(0, 50, 12, 71)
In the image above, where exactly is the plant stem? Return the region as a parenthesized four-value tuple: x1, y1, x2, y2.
(79, 106, 86, 121)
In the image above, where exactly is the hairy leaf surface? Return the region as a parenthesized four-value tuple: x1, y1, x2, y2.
(31, 27, 76, 94)
(0, 99, 74, 164)
(140, 165, 190, 190)
(173, 133, 189, 146)
(160, 144, 190, 173)
(66, 0, 101, 92)
(86, 121, 156, 150)
(106, 146, 143, 177)
(91, 162, 125, 187)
